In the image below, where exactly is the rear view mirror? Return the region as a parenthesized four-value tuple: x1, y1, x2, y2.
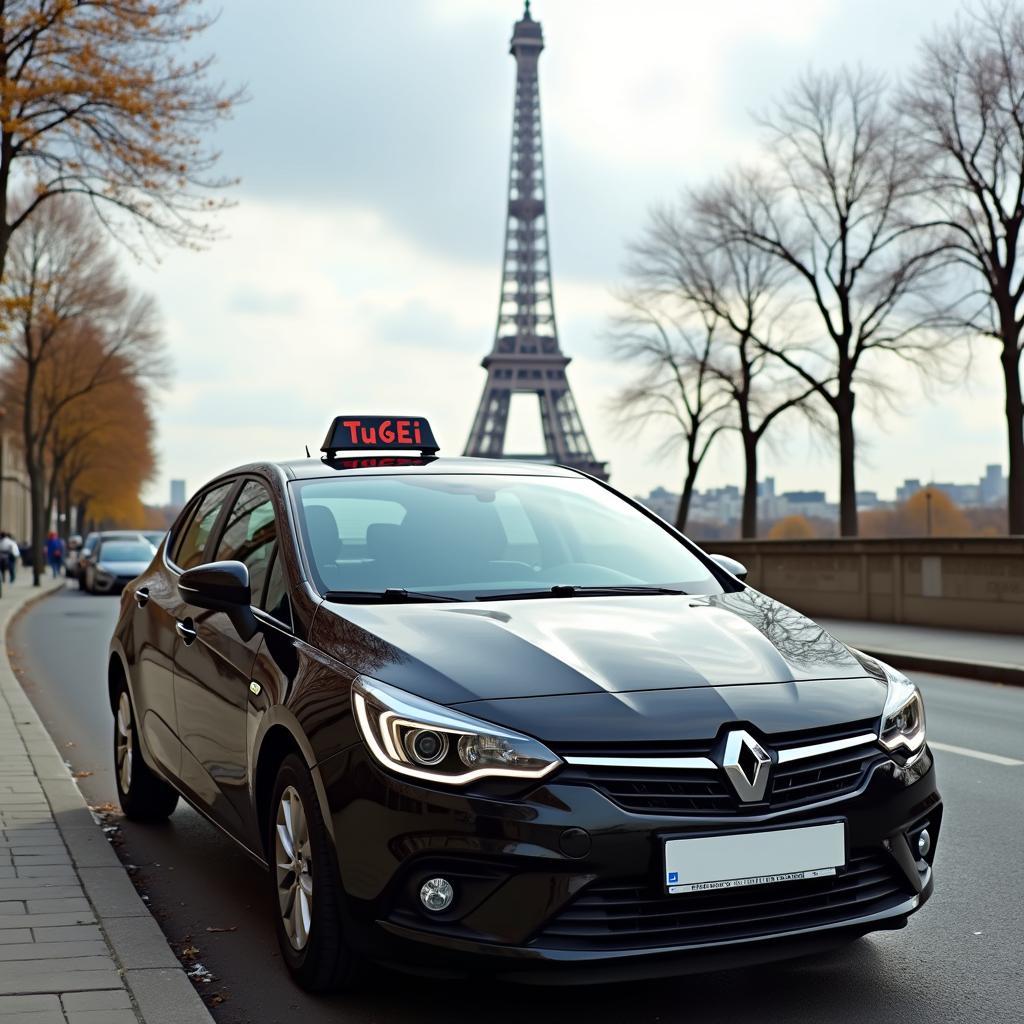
(178, 560, 258, 641)
(710, 553, 748, 582)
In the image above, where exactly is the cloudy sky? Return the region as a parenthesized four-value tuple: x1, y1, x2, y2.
(125, 0, 1003, 506)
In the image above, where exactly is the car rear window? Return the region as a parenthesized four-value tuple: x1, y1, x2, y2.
(100, 543, 154, 562)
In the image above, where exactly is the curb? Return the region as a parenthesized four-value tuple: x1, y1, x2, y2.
(860, 646, 1024, 689)
(1, 582, 216, 1024)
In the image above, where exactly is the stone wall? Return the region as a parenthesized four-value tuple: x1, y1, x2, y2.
(705, 537, 1024, 634)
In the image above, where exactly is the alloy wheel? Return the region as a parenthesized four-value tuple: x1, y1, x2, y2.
(275, 784, 314, 949)
(115, 692, 133, 793)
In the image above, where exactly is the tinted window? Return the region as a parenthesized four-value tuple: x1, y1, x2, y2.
(215, 481, 276, 603)
(262, 546, 292, 628)
(99, 542, 154, 562)
(173, 483, 232, 569)
(293, 474, 722, 598)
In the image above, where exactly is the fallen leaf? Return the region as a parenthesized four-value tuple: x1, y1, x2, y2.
(205, 925, 237, 933)
(72, 770, 93, 779)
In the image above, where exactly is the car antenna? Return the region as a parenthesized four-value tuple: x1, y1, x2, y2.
(305, 444, 310, 457)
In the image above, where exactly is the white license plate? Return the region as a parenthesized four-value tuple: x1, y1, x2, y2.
(664, 821, 846, 894)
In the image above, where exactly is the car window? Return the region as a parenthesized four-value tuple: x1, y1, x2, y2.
(262, 546, 292, 629)
(292, 474, 723, 598)
(98, 542, 154, 562)
(215, 481, 277, 603)
(173, 483, 233, 569)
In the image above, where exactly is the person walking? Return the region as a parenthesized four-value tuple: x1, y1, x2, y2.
(0, 533, 20, 583)
(45, 532, 64, 579)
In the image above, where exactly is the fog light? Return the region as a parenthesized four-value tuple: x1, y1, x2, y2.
(916, 829, 931, 858)
(419, 877, 454, 912)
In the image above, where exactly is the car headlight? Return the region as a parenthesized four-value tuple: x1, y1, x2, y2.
(878, 664, 926, 760)
(352, 676, 561, 784)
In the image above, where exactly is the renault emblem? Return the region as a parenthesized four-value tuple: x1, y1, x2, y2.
(722, 730, 771, 802)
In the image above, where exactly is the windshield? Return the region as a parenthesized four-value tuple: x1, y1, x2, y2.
(293, 474, 727, 600)
(100, 542, 154, 563)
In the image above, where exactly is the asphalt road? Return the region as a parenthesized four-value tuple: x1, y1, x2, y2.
(10, 585, 1024, 1024)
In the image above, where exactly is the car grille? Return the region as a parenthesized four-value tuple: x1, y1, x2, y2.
(535, 852, 912, 950)
(555, 720, 884, 816)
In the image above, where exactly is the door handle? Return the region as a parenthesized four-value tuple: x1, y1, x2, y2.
(135, 587, 149, 608)
(175, 619, 197, 645)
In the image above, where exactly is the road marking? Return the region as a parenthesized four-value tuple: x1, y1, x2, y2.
(931, 741, 1024, 766)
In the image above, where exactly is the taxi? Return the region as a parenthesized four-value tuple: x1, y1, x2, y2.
(108, 416, 940, 990)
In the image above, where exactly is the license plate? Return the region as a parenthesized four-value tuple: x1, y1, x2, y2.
(664, 821, 846, 894)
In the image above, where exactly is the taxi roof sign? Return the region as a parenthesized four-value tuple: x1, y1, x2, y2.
(320, 416, 439, 458)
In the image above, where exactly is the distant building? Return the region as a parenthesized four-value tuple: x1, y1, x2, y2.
(898, 465, 1006, 508)
(856, 490, 880, 509)
(169, 479, 186, 510)
(0, 430, 31, 542)
(635, 486, 678, 523)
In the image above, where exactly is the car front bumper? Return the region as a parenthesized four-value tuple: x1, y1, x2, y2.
(318, 744, 941, 980)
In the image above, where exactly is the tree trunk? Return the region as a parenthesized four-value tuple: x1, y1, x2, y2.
(835, 387, 858, 537)
(29, 472, 46, 586)
(675, 466, 697, 533)
(741, 431, 758, 538)
(1003, 341, 1024, 535)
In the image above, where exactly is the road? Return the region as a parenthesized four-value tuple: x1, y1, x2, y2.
(10, 585, 1024, 1024)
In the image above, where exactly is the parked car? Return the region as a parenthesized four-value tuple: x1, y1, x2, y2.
(141, 530, 166, 549)
(108, 414, 939, 991)
(79, 531, 150, 592)
(84, 538, 156, 594)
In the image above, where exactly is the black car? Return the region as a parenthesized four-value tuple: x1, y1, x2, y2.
(108, 416, 940, 991)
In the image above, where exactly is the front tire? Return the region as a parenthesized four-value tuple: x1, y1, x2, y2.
(268, 753, 358, 992)
(113, 685, 178, 821)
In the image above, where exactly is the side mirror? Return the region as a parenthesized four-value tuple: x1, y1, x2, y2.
(178, 560, 258, 641)
(710, 553, 748, 582)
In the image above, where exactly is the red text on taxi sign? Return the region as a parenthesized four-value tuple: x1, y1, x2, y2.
(320, 416, 439, 456)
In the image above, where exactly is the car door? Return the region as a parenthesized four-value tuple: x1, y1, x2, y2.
(173, 478, 277, 844)
(132, 483, 233, 780)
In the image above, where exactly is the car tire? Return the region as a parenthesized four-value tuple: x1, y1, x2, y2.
(113, 683, 178, 822)
(267, 753, 358, 992)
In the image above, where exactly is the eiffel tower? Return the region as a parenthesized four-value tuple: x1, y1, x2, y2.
(464, 2, 607, 479)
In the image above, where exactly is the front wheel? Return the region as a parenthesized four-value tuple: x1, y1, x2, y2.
(113, 684, 178, 821)
(268, 753, 358, 992)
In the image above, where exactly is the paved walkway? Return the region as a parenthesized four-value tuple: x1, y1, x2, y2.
(820, 619, 1024, 668)
(0, 577, 213, 1024)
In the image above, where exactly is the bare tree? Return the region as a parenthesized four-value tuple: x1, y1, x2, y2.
(697, 69, 950, 536)
(630, 198, 823, 537)
(0, 196, 166, 583)
(609, 294, 731, 531)
(904, 1, 1024, 534)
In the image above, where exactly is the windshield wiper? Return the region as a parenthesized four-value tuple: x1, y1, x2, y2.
(475, 585, 688, 601)
(323, 588, 462, 604)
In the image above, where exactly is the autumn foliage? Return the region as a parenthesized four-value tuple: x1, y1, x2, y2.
(767, 515, 817, 540)
(0, 195, 166, 580)
(0, 0, 242, 277)
(860, 488, 972, 537)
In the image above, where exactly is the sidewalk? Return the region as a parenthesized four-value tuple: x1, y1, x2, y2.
(820, 618, 1024, 686)
(0, 577, 214, 1024)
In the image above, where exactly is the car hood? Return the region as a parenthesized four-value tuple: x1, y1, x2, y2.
(319, 589, 878, 710)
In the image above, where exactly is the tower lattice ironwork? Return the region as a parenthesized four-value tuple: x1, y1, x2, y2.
(463, 2, 607, 479)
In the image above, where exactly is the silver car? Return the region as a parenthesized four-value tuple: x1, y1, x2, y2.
(85, 539, 156, 594)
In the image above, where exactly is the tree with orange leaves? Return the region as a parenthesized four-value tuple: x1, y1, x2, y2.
(0, 0, 242, 277)
(0, 195, 166, 582)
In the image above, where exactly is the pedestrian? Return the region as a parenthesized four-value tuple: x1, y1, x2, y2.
(0, 532, 19, 583)
(45, 532, 64, 579)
